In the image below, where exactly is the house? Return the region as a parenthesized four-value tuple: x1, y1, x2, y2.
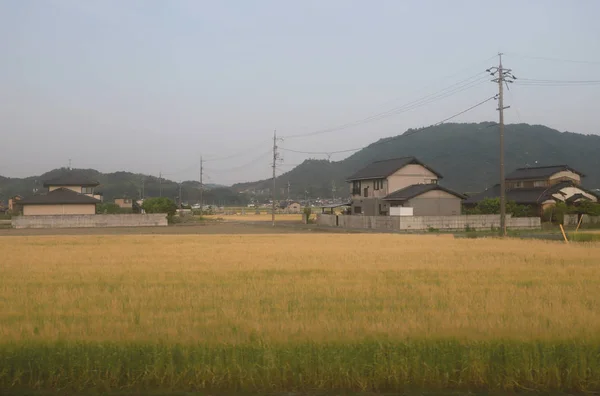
(464, 165, 598, 214)
(346, 157, 465, 216)
(17, 173, 102, 216)
(8, 195, 23, 213)
(114, 198, 133, 209)
(286, 201, 302, 214)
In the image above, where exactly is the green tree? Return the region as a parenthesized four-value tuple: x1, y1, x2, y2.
(468, 197, 533, 217)
(141, 197, 177, 217)
(96, 203, 122, 214)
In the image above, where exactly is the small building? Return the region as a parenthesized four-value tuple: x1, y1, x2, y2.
(464, 165, 598, 214)
(8, 195, 23, 214)
(346, 156, 464, 216)
(114, 198, 133, 209)
(18, 173, 102, 216)
(286, 201, 302, 214)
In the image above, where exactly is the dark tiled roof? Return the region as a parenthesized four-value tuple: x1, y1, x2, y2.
(19, 188, 101, 205)
(347, 157, 442, 181)
(383, 183, 466, 201)
(463, 180, 595, 205)
(43, 172, 100, 187)
(505, 165, 584, 180)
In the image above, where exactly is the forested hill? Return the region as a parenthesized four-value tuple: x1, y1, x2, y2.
(0, 168, 245, 205)
(233, 122, 600, 198)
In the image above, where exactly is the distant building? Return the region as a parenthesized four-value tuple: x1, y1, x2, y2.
(8, 195, 23, 214)
(464, 165, 598, 214)
(18, 173, 102, 216)
(114, 198, 133, 209)
(346, 157, 464, 216)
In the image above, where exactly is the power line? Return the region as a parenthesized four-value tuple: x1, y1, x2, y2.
(282, 71, 491, 139)
(506, 53, 600, 65)
(279, 95, 498, 156)
(517, 78, 600, 83)
(203, 149, 273, 173)
(203, 140, 272, 162)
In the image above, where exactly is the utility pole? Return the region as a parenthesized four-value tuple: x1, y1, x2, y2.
(141, 176, 145, 200)
(199, 156, 204, 216)
(271, 130, 278, 226)
(332, 180, 337, 202)
(178, 182, 182, 208)
(488, 53, 516, 237)
(287, 181, 291, 202)
(159, 171, 163, 197)
(68, 159, 72, 170)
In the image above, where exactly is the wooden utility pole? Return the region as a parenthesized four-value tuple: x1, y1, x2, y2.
(199, 156, 204, 216)
(488, 53, 515, 237)
(271, 130, 278, 226)
(159, 171, 163, 197)
(178, 182, 182, 208)
(498, 54, 507, 236)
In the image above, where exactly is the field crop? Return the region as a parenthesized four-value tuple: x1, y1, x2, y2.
(1, 234, 600, 394)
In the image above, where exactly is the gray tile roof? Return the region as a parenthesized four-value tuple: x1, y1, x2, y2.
(43, 172, 100, 187)
(19, 188, 101, 205)
(384, 183, 465, 201)
(347, 157, 442, 181)
(505, 165, 584, 180)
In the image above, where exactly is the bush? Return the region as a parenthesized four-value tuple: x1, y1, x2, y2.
(141, 198, 177, 220)
(466, 198, 534, 217)
(96, 203, 123, 214)
(303, 206, 312, 224)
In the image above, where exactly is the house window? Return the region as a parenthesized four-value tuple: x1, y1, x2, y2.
(533, 180, 548, 187)
(352, 181, 361, 195)
(374, 179, 384, 190)
(354, 206, 362, 214)
(363, 187, 369, 198)
(430, 179, 438, 184)
(82, 187, 94, 194)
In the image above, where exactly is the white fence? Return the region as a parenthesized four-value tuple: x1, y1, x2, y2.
(12, 214, 168, 229)
(564, 214, 600, 226)
(317, 214, 541, 231)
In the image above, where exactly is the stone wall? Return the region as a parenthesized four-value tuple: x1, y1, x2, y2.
(317, 214, 541, 231)
(12, 214, 168, 229)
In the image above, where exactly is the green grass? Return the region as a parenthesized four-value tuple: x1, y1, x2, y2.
(568, 233, 600, 242)
(1, 340, 600, 394)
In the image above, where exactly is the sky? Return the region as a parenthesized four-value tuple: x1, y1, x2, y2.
(1, 0, 599, 185)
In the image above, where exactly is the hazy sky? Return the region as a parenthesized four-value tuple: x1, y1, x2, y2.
(2, 0, 599, 184)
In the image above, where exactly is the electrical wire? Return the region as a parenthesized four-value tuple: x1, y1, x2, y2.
(279, 95, 498, 156)
(506, 53, 600, 65)
(203, 149, 273, 173)
(282, 71, 491, 139)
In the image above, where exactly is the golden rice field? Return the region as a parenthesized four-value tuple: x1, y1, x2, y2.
(1, 234, 600, 393)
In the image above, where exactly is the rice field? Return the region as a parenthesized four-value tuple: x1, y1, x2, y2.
(1, 234, 600, 394)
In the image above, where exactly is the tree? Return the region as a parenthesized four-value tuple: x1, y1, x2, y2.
(96, 203, 123, 214)
(466, 197, 533, 217)
(141, 197, 177, 217)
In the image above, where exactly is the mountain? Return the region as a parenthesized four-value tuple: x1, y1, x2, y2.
(232, 122, 600, 198)
(0, 168, 247, 206)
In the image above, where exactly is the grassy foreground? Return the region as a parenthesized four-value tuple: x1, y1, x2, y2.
(1, 234, 600, 393)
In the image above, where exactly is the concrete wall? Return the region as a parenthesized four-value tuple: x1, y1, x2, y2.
(12, 214, 168, 229)
(23, 204, 96, 216)
(317, 213, 541, 231)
